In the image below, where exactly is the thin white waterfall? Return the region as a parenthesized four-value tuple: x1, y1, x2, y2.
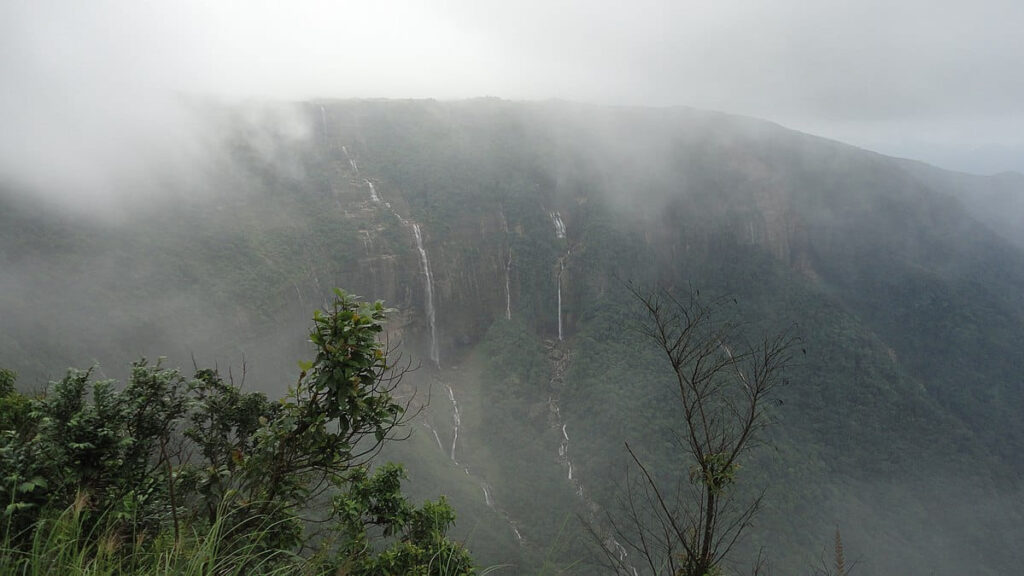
(604, 537, 638, 575)
(412, 223, 439, 368)
(551, 211, 568, 340)
(557, 260, 563, 341)
(505, 249, 512, 320)
(423, 422, 444, 452)
(552, 402, 576, 485)
(720, 342, 735, 360)
(364, 179, 380, 203)
(613, 540, 628, 561)
(549, 363, 632, 569)
(319, 105, 328, 137)
(311, 267, 324, 303)
(446, 384, 460, 462)
(342, 145, 359, 174)
(352, 167, 527, 548)
(550, 211, 567, 239)
(361, 175, 436, 368)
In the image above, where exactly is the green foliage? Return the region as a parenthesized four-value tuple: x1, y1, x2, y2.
(1, 362, 187, 538)
(0, 291, 476, 574)
(329, 464, 474, 575)
(0, 368, 30, 433)
(0, 368, 14, 396)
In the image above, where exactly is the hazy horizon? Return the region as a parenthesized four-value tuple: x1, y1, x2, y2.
(3, 0, 1024, 205)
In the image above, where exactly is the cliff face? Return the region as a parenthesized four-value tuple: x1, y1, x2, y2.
(313, 100, 1024, 574)
(320, 99, 1024, 376)
(3, 99, 1024, 575)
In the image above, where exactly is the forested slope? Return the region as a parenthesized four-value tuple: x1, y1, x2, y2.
(3, 99, 1023, 574)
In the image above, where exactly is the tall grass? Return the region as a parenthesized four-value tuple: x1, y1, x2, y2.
(1, 497, 501, 576)
(0, 497, 314, 576)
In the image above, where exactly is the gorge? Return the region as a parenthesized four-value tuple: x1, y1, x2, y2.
(2, 99, 1024, 575)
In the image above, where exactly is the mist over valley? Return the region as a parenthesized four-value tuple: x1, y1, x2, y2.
(3, 3, 1024, 575)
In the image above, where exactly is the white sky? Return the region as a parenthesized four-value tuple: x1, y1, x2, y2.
(3, 0, 1024, 185)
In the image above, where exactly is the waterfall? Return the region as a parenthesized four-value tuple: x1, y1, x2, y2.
(720, 342, 735, 360)
(311, 267, 324, 304)
(342, 145, 359, 174)
(364, 179, 380, 203)
(548, 354, 638, 574)
(556, 260, 563, 341)
(550, 211, 566, 239)
(551, 400, 576, 489)
(354, 166, 527, 547)
(349, 166, 527, 549)
(612, 539, 628, 561)
(412, 223, 439, 368)
(359, 171, 436, 368)
(551, 211, 568, 340)
(319, 105, 328, 137)
(604, 538, 637, 575)
(505, 249, 512, 320)
(423, 422, 444, 452)
(557, 282, 562, 341)
(446, 384, 460, 462)
(360, 230, 373, 254)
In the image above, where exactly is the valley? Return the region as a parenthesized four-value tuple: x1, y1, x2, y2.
(3, 99, 1023, 575)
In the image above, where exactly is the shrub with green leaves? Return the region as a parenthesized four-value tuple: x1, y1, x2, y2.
(0, 290, 476, 574)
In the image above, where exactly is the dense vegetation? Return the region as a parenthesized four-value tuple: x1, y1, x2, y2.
(0, 291, 475, 575)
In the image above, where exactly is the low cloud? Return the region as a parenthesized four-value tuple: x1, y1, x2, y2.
(2, 0, 1024, 184)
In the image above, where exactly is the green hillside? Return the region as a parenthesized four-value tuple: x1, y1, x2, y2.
(2, 99, 1023, 575)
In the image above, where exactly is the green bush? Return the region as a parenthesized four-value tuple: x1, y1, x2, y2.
(0, 290, 476, 575)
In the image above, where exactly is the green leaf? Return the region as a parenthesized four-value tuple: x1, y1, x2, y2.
(4, 502, 34, 515)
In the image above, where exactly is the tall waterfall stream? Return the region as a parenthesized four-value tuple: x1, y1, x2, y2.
(343, 148, 525, 545)
(546, 205, 637, 573)
(547, 342, 638, 575)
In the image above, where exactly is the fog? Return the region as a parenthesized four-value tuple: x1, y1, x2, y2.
(3, 4, 1024, 574)
(2, 0, 1024, 207)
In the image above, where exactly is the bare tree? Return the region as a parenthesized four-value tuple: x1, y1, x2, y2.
(603, 287, 795, 576)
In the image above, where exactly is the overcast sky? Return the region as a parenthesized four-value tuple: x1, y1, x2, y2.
(3, 0, 1023, 192)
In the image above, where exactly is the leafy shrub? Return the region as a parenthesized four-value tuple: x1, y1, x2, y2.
(0, 290, 476, 574)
